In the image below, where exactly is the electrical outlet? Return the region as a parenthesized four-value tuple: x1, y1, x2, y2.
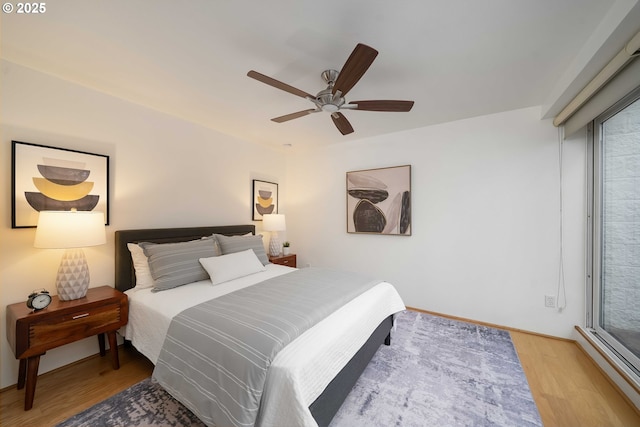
(544, 295, 556, 308)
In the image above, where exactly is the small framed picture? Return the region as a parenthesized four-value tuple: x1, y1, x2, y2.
(347, 165, 411, 235)
(11, 141, 110, 228)
(252, 179, 278, 221)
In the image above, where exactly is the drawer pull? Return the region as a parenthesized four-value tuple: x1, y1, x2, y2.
(72, 313, 90, 320)
(283, 260, 289, 264)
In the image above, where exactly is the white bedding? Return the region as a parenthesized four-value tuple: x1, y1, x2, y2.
(122, 264, 405, 427)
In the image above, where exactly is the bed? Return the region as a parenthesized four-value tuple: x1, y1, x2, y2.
(115, 224, 405, 427)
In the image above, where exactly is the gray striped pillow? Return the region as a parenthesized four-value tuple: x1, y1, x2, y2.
(140, 237, 220, 292)
(213, 233, 270, 265)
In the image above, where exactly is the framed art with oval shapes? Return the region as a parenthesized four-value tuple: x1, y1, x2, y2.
(11, 140, 109, 228)
(347, 165, 411, 235)
(252, 179, 278, 221)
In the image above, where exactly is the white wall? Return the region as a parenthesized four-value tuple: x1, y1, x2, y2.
(0, 60, 286, 388)
(285, 106, 587, 338)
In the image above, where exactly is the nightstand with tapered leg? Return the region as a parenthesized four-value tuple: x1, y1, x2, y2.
(6, 286, 128, 410)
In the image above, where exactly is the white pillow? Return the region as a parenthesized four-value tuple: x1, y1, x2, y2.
(199, 249, 266, 285)
(127, 243, 154, 289)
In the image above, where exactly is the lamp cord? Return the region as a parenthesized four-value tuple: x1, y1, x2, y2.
(557, 126, 567, 310)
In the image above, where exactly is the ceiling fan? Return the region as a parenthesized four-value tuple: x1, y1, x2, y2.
(247, 43, 415, 135)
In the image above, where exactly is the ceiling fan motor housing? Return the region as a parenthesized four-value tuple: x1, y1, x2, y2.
(317, 70, 344, 112)
(316, 89, 344, 112)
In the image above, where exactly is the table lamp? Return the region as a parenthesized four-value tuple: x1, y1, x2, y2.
(34, 210, 106, 301)
(262, 214, 286, 256)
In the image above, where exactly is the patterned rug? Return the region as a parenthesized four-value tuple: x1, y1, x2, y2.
(57, 310, 541, 427)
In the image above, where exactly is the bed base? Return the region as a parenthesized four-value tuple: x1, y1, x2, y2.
(114, 225, 392, 426)
(310, 315, 392, 426)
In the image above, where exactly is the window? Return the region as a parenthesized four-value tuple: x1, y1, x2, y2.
(589, 86, 640, 375)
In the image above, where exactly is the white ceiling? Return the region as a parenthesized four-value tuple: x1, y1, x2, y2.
(2, 0, 639, 149)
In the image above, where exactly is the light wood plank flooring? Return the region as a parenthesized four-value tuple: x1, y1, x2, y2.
(0, 346, 153, 427)
(511, 330, 639, 427)
(1, 333, 638, 427)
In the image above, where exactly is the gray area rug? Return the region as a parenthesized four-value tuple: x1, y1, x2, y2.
(57, 310, 541, 427)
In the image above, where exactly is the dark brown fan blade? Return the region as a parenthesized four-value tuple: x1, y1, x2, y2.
(348, 100, 415, 112)
(332, 44, 378, 97)
(247, 70, 314, 99)
(331, 112, 354, 135)
(271, 109, 318, 123)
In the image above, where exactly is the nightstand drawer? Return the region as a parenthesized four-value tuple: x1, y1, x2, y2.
(269, 254, 296, 268)
(29, 304, 123, 353)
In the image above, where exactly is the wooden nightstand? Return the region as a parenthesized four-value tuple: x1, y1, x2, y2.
(268, 253, 297, 268)
(5, 286, 128, 410)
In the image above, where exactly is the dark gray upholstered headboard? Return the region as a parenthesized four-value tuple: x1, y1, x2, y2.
(114, 224, 256, 293)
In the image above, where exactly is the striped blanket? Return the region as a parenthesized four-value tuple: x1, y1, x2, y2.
(152, 267, 381, 427)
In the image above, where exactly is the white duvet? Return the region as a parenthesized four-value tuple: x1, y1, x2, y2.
(122, 264, 405, 427)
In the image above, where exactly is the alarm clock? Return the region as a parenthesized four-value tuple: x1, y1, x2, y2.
(27, 289, 52, 311)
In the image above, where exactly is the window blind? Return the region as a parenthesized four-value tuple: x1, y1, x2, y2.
(555, 31, 640, 138)
(563, 58, 640, 137)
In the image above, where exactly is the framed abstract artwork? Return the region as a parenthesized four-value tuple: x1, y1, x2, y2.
(347, 165, 411, 235)
(252, 179, 278, 221)
(11, 141, 110, 228)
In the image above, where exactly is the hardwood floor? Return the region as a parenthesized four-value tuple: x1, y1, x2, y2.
(0, 346, 153, 427)
(511, 330, 640, 427)
(1, 333, 638, 427)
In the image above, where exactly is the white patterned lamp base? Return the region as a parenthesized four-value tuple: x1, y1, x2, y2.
(55, 248, 90, 301)
(268, 233, 281, 257)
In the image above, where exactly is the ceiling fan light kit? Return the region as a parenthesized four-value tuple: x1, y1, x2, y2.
(247, 43, 415, 135)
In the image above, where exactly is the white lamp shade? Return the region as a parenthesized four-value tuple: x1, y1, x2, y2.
(34, 211, 106, 249)
(262, 214, 286, 231)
